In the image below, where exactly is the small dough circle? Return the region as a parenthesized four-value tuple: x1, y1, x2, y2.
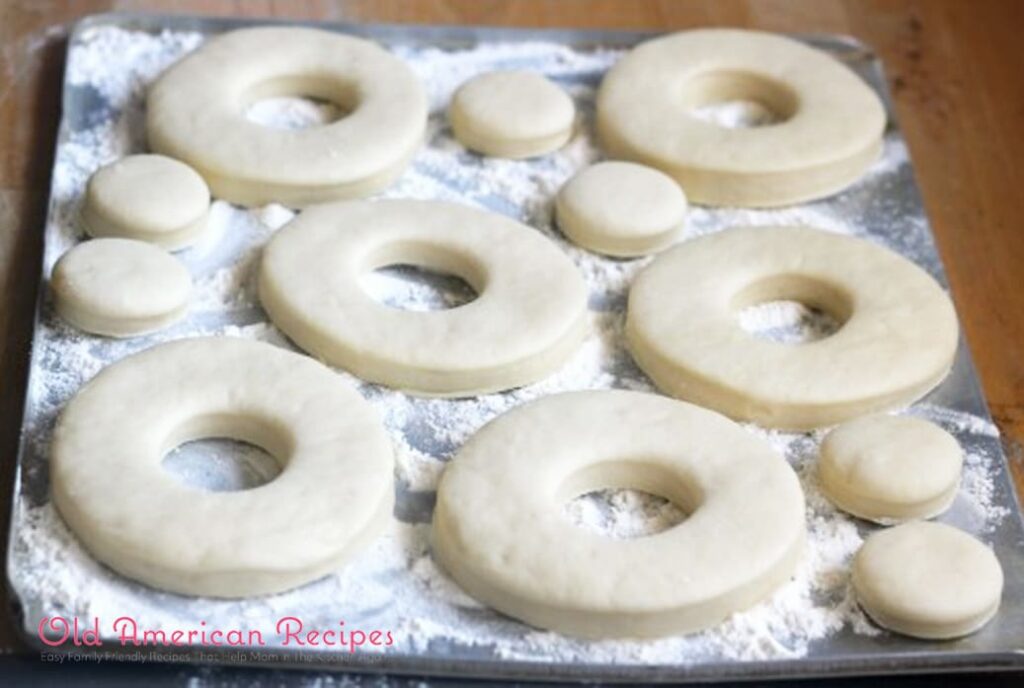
(259, 199, 589, 396)
(820, 415, 963, 524)
(556, 161, 687, 256)
(450, 70, 575, 158)
(83, 154, 210, 250)
(51, 238, 191, 338)
(147, 27, 427, 207)
(626, 226, 959, 430)
(51, 337, 394, 597)
(432, 390, 806, 638)
(597, 29, 886, 207)
(852, 521, 1003, 639)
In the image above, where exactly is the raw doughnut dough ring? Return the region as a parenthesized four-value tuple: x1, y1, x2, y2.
(51, 337, 394, 597)
(147, 27, 427, 207)
(259, 199, 589, 396)
(555, 161, 688, 257)
(450, 71, 575, 158)
(820, 414, 963, 524)
(852, 521, 1003, 639)
(51, 238, 191, 337)
(83, 154, 210, 250)
(626, 226, 959, 430)
(597, 29, 886, 207)
(432, 390, 806, 638)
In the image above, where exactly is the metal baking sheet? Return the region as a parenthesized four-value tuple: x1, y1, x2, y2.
(7, 11, 1024, 683)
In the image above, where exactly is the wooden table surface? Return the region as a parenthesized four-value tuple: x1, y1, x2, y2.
(2, 0, 1023, 679)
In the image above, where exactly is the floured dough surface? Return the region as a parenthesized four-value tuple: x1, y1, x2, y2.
(556, 161, 687, 256)
(852, 522, 1003, 639)
(259, 199, 589, 396)
(433, 390, 806, 638)
(450, 70, 575, 158)
(626, 226, 959, 430)
(820, 415, 963, 523)
(51, 337, 394, 597)
(83, 154, 210, 250)
(147, 27, 427, 207)
(597, 28, 886, 207)
(51, 238, 191, 337)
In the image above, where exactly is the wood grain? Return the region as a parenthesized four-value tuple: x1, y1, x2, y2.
(1, 0, 1022, 659)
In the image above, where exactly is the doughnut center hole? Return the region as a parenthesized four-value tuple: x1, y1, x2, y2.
(161, 414, 291, 492)
(682, 71, 797, 128)
(244, 76, 357, 130)
(565, 489, 688, 539)
(733, 275, 851, 344)
(246, 96, 346, 129)
(560, 461, 698, 539)
(361, 241, 484, 312)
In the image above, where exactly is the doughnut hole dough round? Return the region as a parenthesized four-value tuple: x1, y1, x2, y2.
(51, 337, 394, 597)
(626, 226, 959, 430)
(450, 71, 575, 158)
(852, 522, 1003, 639)
(51, 238, 191, 338)
(83, 154, 210, 250)
(146, 27, 427, 207)
(820, 415, 963, 524)
(596, 28, 887, 207)
(432, 390, 806, 638)
(259, 199, 589, 396)
(556, 161, 687, 257)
